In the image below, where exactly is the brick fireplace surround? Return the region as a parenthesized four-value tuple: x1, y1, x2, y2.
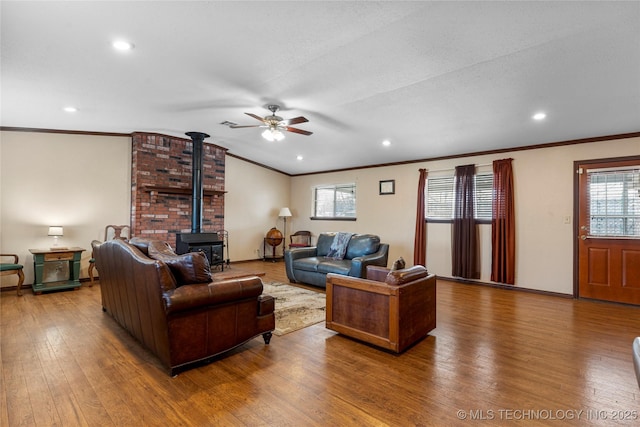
(131, 132, 226, 248)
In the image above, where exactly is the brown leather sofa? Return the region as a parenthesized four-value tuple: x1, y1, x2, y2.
(326, 265, 436, 353)
(94, 238, 275, 376)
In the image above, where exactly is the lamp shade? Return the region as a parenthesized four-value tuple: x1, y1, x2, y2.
(261, 129, 275, 142)
(279, 207, 292, 218)
(272, 129, 285, 141)
(262, 128, 285, 142)
(48, 226, 64, 236)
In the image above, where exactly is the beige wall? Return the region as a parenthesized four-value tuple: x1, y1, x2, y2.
(2, 130, 638, 296)
(0, 132, 291, 290)
(290, 136, 640, 295)
(224, 156, 291, 261)
(0, 131, 132, 286)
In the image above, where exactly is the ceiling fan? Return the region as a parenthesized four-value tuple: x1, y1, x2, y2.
(230, 104, 313, 141)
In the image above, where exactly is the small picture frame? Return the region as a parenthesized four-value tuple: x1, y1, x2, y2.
(379, 179, 395, 195)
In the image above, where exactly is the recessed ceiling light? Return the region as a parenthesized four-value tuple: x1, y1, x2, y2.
(532, 112, 546, 121)
(112, 40, 134, 51)
(296, 155, 304, 161)
(382, 140, 391, 146)
(63, 106, 77, 113)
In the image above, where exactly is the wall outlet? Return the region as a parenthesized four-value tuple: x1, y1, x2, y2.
(563, 215, 572, 224)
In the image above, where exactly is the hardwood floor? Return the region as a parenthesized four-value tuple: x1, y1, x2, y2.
(2, 260, 639, 426)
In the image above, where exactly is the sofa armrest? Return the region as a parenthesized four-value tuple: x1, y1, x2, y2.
(365, 265, 390, 282)
(348, 243, 389, 278)
(258, 294, 275, 316)
(326, 273, 396, 296)
(164, 276, 264, 315)
(284, 246, 318, 282)
(285, 246, 318, 260)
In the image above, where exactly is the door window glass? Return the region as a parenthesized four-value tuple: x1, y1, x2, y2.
(587, 167, 640, 237)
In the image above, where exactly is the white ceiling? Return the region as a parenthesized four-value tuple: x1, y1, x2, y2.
(2, 1, 639, 175)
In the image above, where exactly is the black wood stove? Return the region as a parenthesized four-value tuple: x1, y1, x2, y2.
(175, 131, 225, 270)
(175, 232, 224, 270)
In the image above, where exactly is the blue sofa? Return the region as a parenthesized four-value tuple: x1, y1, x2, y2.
(284, 232, 389, 288)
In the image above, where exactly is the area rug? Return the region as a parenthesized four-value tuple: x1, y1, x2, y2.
(262, 281, 326, 336)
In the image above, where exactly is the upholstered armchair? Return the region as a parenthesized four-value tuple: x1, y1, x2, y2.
(88, 240, 102, 286)
(326, 265, 436, 353)
(89, 225, 130, 284)
(1, 254, 25, 296)
(289, 230, 311, 249)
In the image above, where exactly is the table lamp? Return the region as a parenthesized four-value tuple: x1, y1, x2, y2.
(48, 226, 64, 248)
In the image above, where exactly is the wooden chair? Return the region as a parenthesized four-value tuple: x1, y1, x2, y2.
(326, 265, 436, 353)
(89, 225, 131, 284)
(1, 254, 25, 296)
(633, 337, 640, 389)
(289, 231, 311, 249)
(104, 225, 130, 241)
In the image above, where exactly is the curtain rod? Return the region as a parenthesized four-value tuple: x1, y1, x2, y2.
(427, 163, 492, 174)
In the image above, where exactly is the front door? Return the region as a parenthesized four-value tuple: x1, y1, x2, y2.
(576, 157, 640, 305)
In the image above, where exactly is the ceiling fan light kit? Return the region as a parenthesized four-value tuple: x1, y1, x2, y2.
(262, 128, 285, 142)
(230, 104, 313, 141)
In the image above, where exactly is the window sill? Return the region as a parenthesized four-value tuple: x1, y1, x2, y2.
(310, 217, 357, 221)
(426, 219, 492, 225)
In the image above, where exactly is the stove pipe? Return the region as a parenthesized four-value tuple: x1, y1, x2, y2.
(185, 131, 210, 234)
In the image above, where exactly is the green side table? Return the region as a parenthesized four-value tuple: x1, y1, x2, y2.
(29, 247, 85, 294)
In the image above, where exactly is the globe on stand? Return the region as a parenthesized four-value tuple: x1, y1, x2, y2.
(264, 227, 283, 260)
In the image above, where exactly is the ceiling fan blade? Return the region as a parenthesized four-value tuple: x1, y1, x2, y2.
(284, 126, 313, 136)
(229, 124, 263, 129)
(283, 116, 309, 126)
(245, 112, 266, 123)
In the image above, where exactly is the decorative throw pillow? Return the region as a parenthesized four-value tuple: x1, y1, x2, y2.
(386, 265, 428, 286)
(163, 253, 212, 285)
(147, 242, 212, 285)
(325, 232, 353, 260)
(389, 256, 406, 271)
(146, 240, 175, 257)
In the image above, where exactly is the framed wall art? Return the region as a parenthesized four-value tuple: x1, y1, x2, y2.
(379, 179, 395, 195)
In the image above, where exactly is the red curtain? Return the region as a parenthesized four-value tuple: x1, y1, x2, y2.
(491, 158, 515, 284)
(413, 168, 427, 266)
(452, 164, 480, 279)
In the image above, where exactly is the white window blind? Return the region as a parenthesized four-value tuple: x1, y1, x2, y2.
(426, 172, 493, 221)
(474, 173, 494, 221)
(426, 176, 454, 219)
(587, 168, 640, 237)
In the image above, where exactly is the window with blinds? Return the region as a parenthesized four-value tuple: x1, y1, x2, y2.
(426, 172, 493, 222)
(313, 183, 357, 219)
(426, 176, 454, 219)
(474, 173, 493, 220)
(587, 167, 640, 237)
